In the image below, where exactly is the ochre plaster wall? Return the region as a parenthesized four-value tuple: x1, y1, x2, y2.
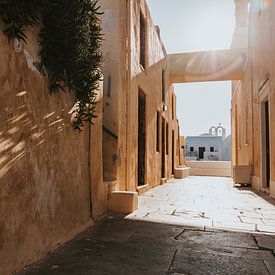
(232, 0, 275, 197)
(100, 0, 122, 184)
(101, 0, 182, 193)
(0, 26, 106, 274)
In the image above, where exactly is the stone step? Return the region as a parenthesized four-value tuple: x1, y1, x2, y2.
(107, 191, 138, 214)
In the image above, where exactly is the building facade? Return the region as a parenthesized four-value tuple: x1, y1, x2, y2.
(0, 1, 187, 273)
(0, 1, 186, 273)
(185, 125, 231, 161)
(231, 0, 275, 197)
(100, 0, 183, 195)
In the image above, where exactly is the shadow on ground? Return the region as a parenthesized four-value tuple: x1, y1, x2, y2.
(236, 185, 275, 207)
(19, 212, 275, 275)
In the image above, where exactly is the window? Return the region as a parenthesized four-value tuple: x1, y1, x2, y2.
(190, 147, 194, 152)
(140, 11, 146, 69)
(212, 128, 216, 135)
(156, 112, 160, 152)
(210, 147, 214, 152)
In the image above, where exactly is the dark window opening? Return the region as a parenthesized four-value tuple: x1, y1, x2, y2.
(210, 147, 214, 152)
(190, 147, 194, 152)
(140, 11, 146, 69)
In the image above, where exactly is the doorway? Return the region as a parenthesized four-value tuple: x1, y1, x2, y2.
(138, 90, 146, 186)
(199, 147, 205, 160)
(172, 130, 175, 175)
(161, 118, 166, 179)
(261, 100, 270, 189)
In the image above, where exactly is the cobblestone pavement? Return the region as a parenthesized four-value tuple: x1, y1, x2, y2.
(20, 177, 275, 275)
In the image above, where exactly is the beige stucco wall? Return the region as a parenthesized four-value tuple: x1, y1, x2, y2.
(0, 25, 106, 275)
(100, 0, 182, 193)
(187, 161, 232, 177)
(232, 0, 275, 197)
(100, 0, 123, 184)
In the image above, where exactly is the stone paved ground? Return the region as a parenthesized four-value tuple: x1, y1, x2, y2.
(128, 177, 275, 234)
(20, 177, 275, 275)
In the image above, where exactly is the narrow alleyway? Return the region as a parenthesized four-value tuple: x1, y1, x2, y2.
(20, 177, 275, 275)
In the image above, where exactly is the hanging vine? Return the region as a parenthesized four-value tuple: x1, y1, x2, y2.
(0, 0, 103, 131)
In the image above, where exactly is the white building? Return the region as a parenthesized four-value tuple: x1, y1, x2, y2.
(185, 125, 231, 161)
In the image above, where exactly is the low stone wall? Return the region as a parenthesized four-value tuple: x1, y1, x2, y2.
(174, 166, 191, 179)
(187, 161, 232, 177)
(0, 27, 106, 274)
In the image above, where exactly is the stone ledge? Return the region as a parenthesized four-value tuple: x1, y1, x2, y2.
(107, 191, 138, 214)
(174, 167, 191, 179)
(137, 184, 149, 195)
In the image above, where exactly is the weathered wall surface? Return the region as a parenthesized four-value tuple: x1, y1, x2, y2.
(0, 25, 106, 274)
(187, 161, 232, 178)
(101, 0, 182, 193)
(232, 0, 275, 197)
(100, 0, 122, 184)
(129, 0, 181, 191)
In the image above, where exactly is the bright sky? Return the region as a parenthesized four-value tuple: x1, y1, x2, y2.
(147, 0, 235, 136)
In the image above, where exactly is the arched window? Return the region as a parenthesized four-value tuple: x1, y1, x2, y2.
(211, 127, 216, 135)
(217, 127, 223, 136)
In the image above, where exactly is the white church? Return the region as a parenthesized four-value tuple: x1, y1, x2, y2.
(185, 124, 231, 161)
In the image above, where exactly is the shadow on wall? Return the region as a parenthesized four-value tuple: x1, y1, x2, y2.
(0, 28, 96, 275)
(0, 92, 68, 179)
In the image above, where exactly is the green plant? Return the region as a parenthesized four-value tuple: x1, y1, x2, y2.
(0, 0, 103, 131)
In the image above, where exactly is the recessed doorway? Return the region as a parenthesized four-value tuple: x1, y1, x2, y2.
(138, 89, 146, 186)
(161, 118, 166, 179)
(172, 130, 175, 175)
(199, 147, 205, 160)
(261, 100, 270, 189)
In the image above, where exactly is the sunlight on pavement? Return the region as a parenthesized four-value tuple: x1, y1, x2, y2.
(126, 176, 275, 234)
